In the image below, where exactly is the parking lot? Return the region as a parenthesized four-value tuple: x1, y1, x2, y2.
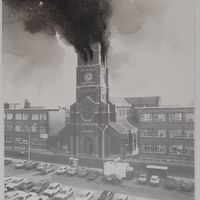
(5, 158, 194, 200)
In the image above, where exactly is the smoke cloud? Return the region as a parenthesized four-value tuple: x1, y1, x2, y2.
(3, 0, 112, 63)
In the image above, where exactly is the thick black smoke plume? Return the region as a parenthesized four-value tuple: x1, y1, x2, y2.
(3, 0, 112, 63)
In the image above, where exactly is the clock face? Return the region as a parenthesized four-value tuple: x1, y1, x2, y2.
(84, 72, 93, 82)
(80, 105, 94, 121)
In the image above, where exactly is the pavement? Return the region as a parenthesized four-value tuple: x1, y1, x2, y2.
(5, 158, 194, 200)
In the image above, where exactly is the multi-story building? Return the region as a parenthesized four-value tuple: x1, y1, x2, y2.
(135, 106, 195, 161)
(4, 105, 66, 151)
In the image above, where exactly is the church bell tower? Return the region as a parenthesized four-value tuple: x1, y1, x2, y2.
(69, 43, 116, 157)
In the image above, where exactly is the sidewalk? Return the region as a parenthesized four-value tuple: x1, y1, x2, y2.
(5, 147, 194, 169)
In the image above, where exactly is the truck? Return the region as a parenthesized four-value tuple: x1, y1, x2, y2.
(103, 160, 134, 180)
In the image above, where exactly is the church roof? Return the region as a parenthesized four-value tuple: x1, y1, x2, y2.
(110, 97, 131, 107)
(125, 96, 161, 107)
(110, 119, 137, 134)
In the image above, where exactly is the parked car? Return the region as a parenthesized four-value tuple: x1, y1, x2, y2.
(76, 190, 94, 200)
(52, 186, 73, 200)
(6, 177, 27, 191)
(42, 182, 62, 197)
(14, 161, 29, 169)
(24, 161, 39, 170)
(29, 195, 50, 200)
(5, 176, 16, 186)
(78, 167, 88, 178)
(150, 175, 160, 186)
(8, 191, 36, 200)
(31, 180, 49, 194)
(103, 175, 122, 185)
(97, 191, 114, 200)
(5, 190, 21, 200)
(67, 166, 79, 176)
(125, 167, 134, 180)
(15, 150, 28, 157)
(87, 171, 99, 181)
(56, 165, 70, 175)
(15, 180, 35, 192)
(37, 163, 48, 171)
(117, 194, 128, 200)
(180, 179, 194, 192)
(5, 159, 12, 166)
(137, 174, 148, 185)
(41, 165, 55, 175)
(165, 177, 176, 190)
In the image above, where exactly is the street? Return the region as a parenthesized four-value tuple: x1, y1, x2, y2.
(5, 160, 194, 200)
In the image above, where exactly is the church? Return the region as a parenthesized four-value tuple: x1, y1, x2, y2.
(65, 43, 138, 159)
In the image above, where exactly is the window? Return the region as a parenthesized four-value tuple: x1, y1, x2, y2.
(153, 114, 166, 122)
(184, 130, 194, 138)
(39, 113, 47, 120)
(32, 114, 39, 120)
(31, 126, 37, 133)
(183, 113, 194, 122)
(140, 113, 153, 122)
(39, 138, 47, 145)
(184, 146, 194, 155)
(22, 113, 29, 120)
(140, 129, 149, 137)
(154, 145, 167, 153)
(170, 129, 182, 138)
(31, 137, 39, 145)
(5, 124, 13, 132)
(15, 137, 22, 143)
(153, 129, 166, 137)
(5, 137, 12, 143)
(39, 127, 46, 134)
(15, 113, 22, 120)
(140, 145, 167, 154)
(21, 138, 28, 144)
(6, 113, 13, 120)
(169, 113, 182, 121)
(140, 129, 166, 137)
(15, 125, 21, 132)
(170, 145, 183, 155)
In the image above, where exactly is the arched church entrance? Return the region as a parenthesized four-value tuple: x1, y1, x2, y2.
(82, 136, 94, 155)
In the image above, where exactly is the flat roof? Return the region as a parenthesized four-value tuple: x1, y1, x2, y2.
(4, 108, 60, 111)
(135, 106, 194, 110)
(146, 165, 168, 170)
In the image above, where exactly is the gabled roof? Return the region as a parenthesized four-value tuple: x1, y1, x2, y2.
(110, 97, 131, 107)
(110, 119, 137, 134)
(125, 96, 161, 107)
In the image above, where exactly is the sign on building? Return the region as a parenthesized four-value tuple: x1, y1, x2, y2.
(40, 134, 48, 139)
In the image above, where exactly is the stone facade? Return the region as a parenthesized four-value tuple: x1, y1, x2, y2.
(68, 43, 138, 158)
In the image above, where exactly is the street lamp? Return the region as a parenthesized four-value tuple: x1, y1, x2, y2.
(95, 124, 109, 166)
(15, 121, 37, 161)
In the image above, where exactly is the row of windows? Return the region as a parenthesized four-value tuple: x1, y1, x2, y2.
(5, 113, 47, 121)
(140, 113, 194, 122)
(140, 129, 194, 138)
(118, 109, 130, 117)
(140, 144, 194, 155)
(5, 124, 47, 134)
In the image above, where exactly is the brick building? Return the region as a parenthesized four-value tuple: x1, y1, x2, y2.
(135, 106, 195, 161)
(4, 104, 66, 152)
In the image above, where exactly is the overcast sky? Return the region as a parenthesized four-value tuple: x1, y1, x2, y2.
(3, 0, 195, 108)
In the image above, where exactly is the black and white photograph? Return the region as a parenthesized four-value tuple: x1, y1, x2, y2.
(2, 0, 197, 200)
